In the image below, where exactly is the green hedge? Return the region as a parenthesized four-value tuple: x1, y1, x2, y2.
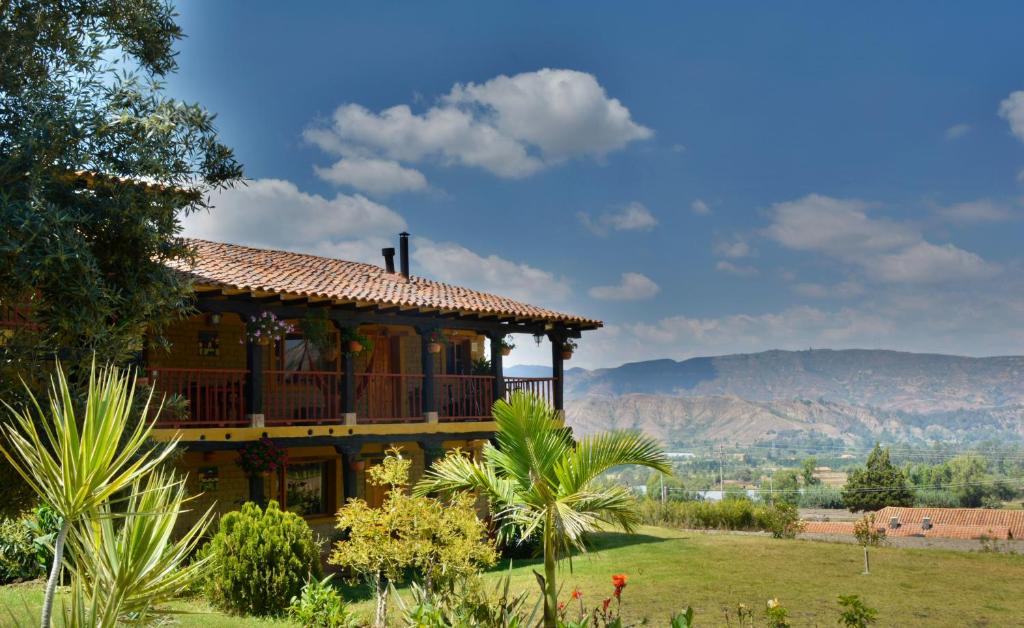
(637, 497, 802, 537)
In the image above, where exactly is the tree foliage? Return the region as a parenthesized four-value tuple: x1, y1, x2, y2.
(330, 448, 497, 628)
(0, 0, 242, 397)
(842, 444, 914, 512)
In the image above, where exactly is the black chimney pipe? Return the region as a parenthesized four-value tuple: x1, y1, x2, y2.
(399, 232, 410, 278)
(381, 247, 396, 273)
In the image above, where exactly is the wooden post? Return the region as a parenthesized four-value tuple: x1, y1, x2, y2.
(332, 320, 357, 425)
(549, 332, 564, 413)
(418, 326, 438, 422)
(245, 340, 264, 427)
(248, 474, 265, 507)
(489, 332, 505, 404)
(336, 443, 362, 503)
(420, 438, 447, 470)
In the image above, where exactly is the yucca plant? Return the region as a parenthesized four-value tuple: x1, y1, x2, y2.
(414, 392, 670, 628)
(0, 362, 184, 627)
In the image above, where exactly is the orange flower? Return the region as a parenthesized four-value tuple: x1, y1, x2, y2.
(611, 574, 627, 588)
(571, 587, 582, 600)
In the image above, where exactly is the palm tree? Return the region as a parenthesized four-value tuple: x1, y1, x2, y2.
(0, 363, 184, 627)
(414, 392, 670, 627)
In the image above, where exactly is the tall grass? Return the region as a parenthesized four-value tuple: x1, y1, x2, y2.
(638, 497, 772, 531)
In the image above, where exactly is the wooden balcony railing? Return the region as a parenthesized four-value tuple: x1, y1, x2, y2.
(0, 304, 39, 331)
(148, 367, 248, 427)
(355, 373, 424, 423)
(505, 377, 554, 407)
(264, 370, 342, 426)
(437, 374, 494, 422)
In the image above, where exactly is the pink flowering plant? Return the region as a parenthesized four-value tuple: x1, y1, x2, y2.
(237, 437, 288, 476)
(242, 311, 293, 344)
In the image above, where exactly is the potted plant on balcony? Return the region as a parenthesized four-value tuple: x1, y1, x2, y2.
(237, 437, 288, 478)
(561, 339, 578, 360)
(244, 312, 293, 346)
(300, 310, 338, 361)
(500, 335, 515, 356)
(426, 329, 447, 354)
(341, 327, 373, 355)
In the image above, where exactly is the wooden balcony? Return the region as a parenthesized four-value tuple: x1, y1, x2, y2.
(148, 367, 553, 429)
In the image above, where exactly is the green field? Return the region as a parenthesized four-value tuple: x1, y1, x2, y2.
(4, 526, 1023, 626)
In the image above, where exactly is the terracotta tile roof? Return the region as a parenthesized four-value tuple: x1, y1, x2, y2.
(171, 239, 601, 328)
(875, 507, 1024, 540)
(802, 520, 1011, 540)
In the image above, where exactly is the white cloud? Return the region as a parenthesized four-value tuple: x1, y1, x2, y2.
(714, 235, 751, 259)
(936, 199, 1013, 223)
(578, 202, 657, 236)
(944, 123, 971, 141)
(715, 261, 759, 277)
(999, 91, 1024, 143)
(412, 239, 572, 306)
(690, 199, 711, 215)
(314, 157, 427, 196)
(763, 194, 997, 284)
(183, 179, 406, 255)
(588, 273, 660, 301)
(793, 281, 865, 299)
(305, 68, 652, 180)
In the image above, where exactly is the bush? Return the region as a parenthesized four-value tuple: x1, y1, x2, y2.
(203, 500, 323, 616)
(287, 575, 358, 627)
(798, 485, 844, 509)
(0, 515, 40, 584)
(637, 498, 803, 537)
(913, 488, 960, 508)
(759, 503, 805, 539)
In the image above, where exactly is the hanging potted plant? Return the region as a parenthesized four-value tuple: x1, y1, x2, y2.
(499, 334, 516, 356)
(426, 329, 448, 354)
(341, 327, 374, 355)
(562, 339, 578, 360)
(237, 437, 288, 477)
(243, 311, 293, 346)
(300, 311, 337, 361)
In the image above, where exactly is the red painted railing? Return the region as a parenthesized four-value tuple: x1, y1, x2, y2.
(438, 375, 494, 422)
(264, 370, 341, 426)
(149, 368, 248, 427)
(0, 304, 39, 331)
(505, 377, 554, 406)
(355, 373, 424, 423)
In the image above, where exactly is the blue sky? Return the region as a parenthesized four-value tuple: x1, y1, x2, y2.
(172, 2, 1024, 368)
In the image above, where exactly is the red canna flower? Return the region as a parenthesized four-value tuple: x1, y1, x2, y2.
(611, 574, 627, 588)
(558, 602, 566, 611)
(603, 598, 611, 612)
(571, 587, 582, 600)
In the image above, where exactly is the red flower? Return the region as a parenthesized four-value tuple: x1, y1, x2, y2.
(603, 598, 611, 612)
(558, 602, 566, 611)
(571, 587, 582, 600)
(611, 574, 627, 588)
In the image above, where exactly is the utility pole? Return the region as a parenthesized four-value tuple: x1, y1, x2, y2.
(660, 473, 666, 503)
(719, 444, 725, 497)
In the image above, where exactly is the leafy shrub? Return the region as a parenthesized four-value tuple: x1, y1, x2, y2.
(287, 575, 358, 627)
(203, 500, 323, 616)
(765, 598, 791, 628)
(797, 485, 844, 509)
(837, 594, 878, 627)
(913, 488, 960, 508)
(0, 515, 40, 583)
(637, 497, 803, 537)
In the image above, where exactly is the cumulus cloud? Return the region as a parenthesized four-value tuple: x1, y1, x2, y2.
(793, 281, 865, 299)
(936, 199, 1014, 223)
(690, 199, 711, 215)
(305, 68, 652, 181)
(412, 239, 572, 306)
(588, 273, 660, 301)
(183, 178, 406, 254)
(715, 261, 759, 277)
(714, 235, 752, 259)
(578, 202, 657, 236)
(999, 91, 1024, 143)
(314, 157, 427, 196)
(763, 194, 998, 283)
(944, 123, 971, 141)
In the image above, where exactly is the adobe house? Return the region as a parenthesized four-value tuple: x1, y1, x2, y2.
(122, 235, 600, 533)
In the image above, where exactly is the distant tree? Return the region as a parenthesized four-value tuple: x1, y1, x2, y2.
(800, 457, 820, 486)
(948, 455, 988, 508)
(842, 445, 914, 512)
(771, 469, 801, 506)
(852, 514, 885, 575)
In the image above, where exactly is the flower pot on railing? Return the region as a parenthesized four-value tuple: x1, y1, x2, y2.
(427, 342, 443, 354)
(561, 349, 573, 360)
(256, 337, 271, 346)
(323, 347, 340, 361)
(346, 340, 363, 354)
(501, 347, 512, 357)
(349, 458, 366, 472)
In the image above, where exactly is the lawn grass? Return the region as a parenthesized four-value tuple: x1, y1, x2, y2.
(4, 526, 1023, 626)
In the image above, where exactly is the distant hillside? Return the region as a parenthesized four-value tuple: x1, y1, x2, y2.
(564, 349, 1024, 412)
(553, 349, 1024, 447)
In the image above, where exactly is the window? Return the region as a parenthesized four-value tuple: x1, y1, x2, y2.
(285, 461, 330, 517)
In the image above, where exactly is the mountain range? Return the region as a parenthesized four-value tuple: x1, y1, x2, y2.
(506, 349, 1024, 447)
